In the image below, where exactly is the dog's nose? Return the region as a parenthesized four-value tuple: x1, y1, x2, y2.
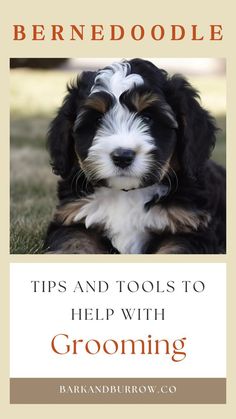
(111, 148, 136, 168)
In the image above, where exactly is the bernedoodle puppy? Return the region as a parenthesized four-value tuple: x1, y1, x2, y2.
(44, 58, 226, 254)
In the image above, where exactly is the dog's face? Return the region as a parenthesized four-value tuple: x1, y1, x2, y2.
(73, 62, 178, 190)
(48, 59, 216, 190)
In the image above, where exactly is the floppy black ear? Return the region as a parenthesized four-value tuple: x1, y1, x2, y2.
(167, 75, 217, 179)
(47, 71, 96, 178)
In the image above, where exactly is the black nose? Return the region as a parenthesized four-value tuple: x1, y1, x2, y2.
(111, 148, 136, 168)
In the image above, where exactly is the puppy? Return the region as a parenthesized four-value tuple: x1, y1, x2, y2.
(44, 59, 226, 254)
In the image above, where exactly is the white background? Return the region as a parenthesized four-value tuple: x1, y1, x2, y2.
(10, 263, 226, 378)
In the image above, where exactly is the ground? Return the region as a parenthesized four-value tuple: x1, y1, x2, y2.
(10, 68, 226, 254)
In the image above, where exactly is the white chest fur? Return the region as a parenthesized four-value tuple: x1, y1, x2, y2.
(73, 184, 168, 254)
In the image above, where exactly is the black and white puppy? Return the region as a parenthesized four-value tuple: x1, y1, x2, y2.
(44, 59, 226, 254)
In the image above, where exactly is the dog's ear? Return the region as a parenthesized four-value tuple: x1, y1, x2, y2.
(167, 75, 217, 179)
(47, 71, 95, 178)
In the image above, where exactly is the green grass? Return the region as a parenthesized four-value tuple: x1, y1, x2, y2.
(10, 69, 226, 254)
(10, 146, 56, 253)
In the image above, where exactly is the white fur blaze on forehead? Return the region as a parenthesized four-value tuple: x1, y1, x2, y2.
(90, 61, 144, 99)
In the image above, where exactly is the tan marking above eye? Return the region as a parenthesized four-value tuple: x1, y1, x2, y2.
(85, 96, 108, 114)
(131, 92, 159, 112)
(131, 92, 178, 128)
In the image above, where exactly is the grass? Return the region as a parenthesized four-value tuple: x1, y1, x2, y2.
(10, 69, 226, 254)
(10, 146, 56, 253)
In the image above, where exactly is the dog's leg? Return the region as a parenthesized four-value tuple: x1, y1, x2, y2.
(44, 223, 116, 254)
(147, 232, 223, 254)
